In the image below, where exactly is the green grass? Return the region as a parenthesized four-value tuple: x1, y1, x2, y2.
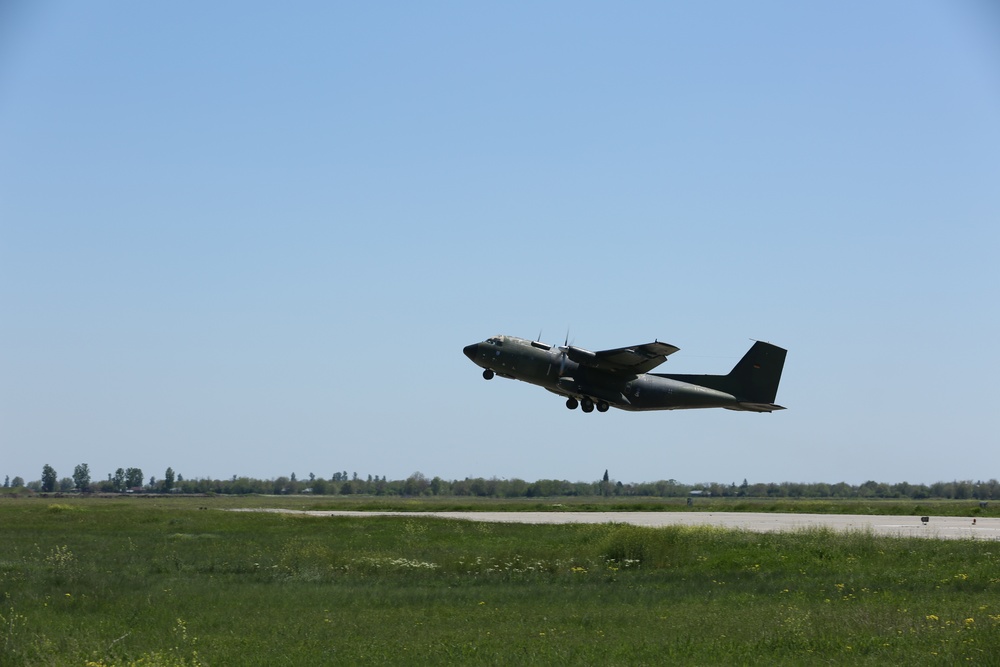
(295, 494, 999, 517)
(2, 496, 999, 665)
(12, 492, 995, 517)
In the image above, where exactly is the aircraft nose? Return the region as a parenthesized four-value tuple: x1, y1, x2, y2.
(463, 343, 479, 361)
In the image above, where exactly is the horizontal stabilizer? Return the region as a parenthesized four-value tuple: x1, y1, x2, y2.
(728, 402, 786, 413)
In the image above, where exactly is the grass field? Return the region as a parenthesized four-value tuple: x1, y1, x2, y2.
(291, 494, 999, 518)
(2, 495, 999, 665)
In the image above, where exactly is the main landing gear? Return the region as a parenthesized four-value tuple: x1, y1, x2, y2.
(565, 397, 609, 413)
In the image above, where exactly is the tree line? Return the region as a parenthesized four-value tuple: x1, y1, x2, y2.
(3, 465, 1000, 501)
(6, 464, 173, 494)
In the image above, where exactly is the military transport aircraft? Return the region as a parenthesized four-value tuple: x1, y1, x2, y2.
(463, 335, 786, 413)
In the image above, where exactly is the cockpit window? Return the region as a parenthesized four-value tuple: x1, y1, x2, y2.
(486, 337, 503, 346)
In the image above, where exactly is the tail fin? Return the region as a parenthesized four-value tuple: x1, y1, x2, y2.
(656, 341, 787, 412)
(726, 341, 787, 410)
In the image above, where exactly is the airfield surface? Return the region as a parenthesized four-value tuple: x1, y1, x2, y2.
(252, 509, 998, 541)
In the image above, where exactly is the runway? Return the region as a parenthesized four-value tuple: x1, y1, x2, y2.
(250, 509, 999, 540)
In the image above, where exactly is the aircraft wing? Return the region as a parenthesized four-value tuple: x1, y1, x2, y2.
(567, 341, 680, 374)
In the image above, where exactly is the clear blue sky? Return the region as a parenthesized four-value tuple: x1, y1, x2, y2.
(2, 2, 998, 487)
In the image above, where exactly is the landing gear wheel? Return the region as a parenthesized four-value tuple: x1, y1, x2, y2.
(482, 369, 494, 380)
(565, 397, 579, 410)
(581, 398, 595, 413)
(596, 401, 609, 413)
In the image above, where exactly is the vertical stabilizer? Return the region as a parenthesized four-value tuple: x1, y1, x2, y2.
(726, 341, 787, 405)
(656, 341, 787, 410)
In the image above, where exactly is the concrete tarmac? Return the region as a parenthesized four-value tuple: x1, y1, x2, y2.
(251, 509, 999, 540)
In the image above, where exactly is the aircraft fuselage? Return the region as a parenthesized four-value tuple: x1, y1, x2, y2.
(463, 335, 785, 413)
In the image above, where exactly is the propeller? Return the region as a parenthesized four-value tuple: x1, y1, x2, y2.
(557, 329, 570, 376)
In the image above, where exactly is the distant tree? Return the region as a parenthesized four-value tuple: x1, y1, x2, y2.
(11, 476, 24, 488)
(73, 463, 92, 492)
(500, 478, 525, 498)
(125, 467, 143, 489)
(41, 464, 57, 492)
(403, 472, 429, 496)
(469, 477, 487, 496)
(3, 475, 8, 488)
(954, 480, 973, 500)
(58, 477, 74, 492)
(164, 467, 175, 492)
(978, 479, 999, 500)
(858, 480, 879, 498)
(830, 482, 852, 497)
(113, 468, 126, 492)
